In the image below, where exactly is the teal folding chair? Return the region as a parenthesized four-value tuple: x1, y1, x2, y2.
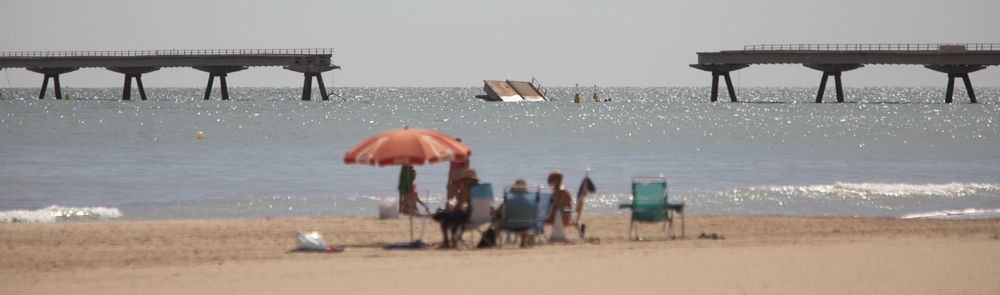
(623, 177, 685, 240)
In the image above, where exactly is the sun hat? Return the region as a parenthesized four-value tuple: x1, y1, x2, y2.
(461, 169, 478, 180)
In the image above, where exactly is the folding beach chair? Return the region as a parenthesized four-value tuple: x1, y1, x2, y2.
(622, 177, 685, 240)
(457, 183, 494, 247)
(497, 186, 541, 247)
(533, 187, 554, 242)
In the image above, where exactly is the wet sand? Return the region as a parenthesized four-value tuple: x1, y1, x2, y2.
(2, 215, 998, 294)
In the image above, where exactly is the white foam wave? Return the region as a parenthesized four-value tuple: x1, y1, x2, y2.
(901, 208, 1000, 220)
(0, 205, 123, 223)
(757, 182, 999, 199)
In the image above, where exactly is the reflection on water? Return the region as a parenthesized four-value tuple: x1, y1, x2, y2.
(0, 87, 998, 221)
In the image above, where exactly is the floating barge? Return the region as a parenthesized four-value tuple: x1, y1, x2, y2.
(476, 78, 548, 101)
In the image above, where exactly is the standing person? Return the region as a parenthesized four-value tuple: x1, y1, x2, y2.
(446, 138, 470, 206)
(399, 165, 427, 215)
(546, 171, 573, 226)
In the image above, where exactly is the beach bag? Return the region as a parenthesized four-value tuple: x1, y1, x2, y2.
(477, 228, 497, 248)
(295, 231, 328, 251)
(378, 198, 399, 219)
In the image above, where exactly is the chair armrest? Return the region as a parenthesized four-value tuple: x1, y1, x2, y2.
(666, 202, 685, 213)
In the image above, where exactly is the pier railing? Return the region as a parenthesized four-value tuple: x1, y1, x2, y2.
(741, 44, 1000, 52)
(0, 48, 334, 58)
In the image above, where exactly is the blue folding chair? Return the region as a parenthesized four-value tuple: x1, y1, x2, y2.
(498, 186, 541, 247)
(533, 187, 554, 240)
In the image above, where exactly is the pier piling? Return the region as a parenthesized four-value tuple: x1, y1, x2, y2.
(804, 64, 862, 103)
(108, 67, 159, 101)
(689, 64, 748, 102)
(285, 65, 339, 101)
(27, 67, 78, 99)
(925, 65, 985, 103)
(195, 66, 247, 100)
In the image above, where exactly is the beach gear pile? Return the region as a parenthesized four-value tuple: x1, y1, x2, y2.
(295, 231, 343, 252)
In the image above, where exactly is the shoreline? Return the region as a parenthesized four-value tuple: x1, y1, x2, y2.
(2, 214, 998, 294)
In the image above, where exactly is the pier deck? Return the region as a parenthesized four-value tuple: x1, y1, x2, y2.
(0, 49, 341, 101)
(691, 44, 1000, 103)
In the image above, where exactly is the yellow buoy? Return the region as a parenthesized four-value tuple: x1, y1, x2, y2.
(592, 85, 599, 102)
(196, 131, 205, 140)
(573, 84, 581, 104)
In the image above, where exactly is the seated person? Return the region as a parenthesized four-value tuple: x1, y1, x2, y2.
(492, 179, 529, 220)
(546, 171, 573, 226)
(433, 169, 476, 248)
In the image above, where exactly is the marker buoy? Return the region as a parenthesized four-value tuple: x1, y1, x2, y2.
(573, 84, 581, 104)
(196, 131, 205, 140)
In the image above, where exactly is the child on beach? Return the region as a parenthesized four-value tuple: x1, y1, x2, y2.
(399, 165, 428, 216)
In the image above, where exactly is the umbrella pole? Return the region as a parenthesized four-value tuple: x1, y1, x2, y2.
(409, 215, 414, 241)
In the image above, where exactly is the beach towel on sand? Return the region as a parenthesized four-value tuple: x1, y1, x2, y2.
(383, 239, 428, 250)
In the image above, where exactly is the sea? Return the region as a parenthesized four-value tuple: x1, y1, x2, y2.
(1, 86, 998, 222)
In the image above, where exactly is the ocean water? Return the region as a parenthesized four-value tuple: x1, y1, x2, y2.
(1, 86, 999, 222)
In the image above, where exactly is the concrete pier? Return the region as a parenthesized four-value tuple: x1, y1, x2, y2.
(0, 49, 340, 101)
(691, 44, 1000, 103)
(194, 66, 247, 100)
(924, 65, 986, 103)
(803, 64, 863, 103)
(689, 64, 748, 102)
(108, 67, 159, 100)
(285, 64, 339, 101)
(27, 67, 78, 99)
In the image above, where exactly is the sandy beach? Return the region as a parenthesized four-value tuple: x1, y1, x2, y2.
(1, 214, 998, 294)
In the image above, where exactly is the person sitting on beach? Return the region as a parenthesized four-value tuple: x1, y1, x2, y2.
(546, 171, 573, 226)
(433, 169, 476, 248)
(490, 179, 534, 247)
(492, 179, 529, 220)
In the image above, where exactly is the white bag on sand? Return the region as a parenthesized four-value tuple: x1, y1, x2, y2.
(295, 231, 328, 251)
(550, 210, 569, 242)
(377, 198, 399, 220)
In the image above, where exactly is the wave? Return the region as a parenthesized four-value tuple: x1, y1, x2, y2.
(0, 205, 122, 223)
(746, 182, 999, 199)
(901, 208, 1000, 220)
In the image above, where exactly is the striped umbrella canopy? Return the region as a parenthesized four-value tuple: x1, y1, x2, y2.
(343, 127, 471, 166)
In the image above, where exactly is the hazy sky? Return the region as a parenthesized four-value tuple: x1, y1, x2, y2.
(2, 0, 998, 87)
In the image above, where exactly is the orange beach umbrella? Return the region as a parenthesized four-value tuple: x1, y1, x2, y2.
(343, 127, 471, 166)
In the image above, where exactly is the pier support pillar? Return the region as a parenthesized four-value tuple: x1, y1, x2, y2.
(108, 67, 160, 101)
(804, 64, 863, 103)
(689, 64, 748, 102)
(924, 65, 986, 103)
(284, 64, 341, 101)
(298, 72, 330, 101)
(194, 66, 247, 100)
(27, 67, 78, 99)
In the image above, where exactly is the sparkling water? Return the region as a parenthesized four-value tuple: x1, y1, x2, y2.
(1, 87, 998, 221)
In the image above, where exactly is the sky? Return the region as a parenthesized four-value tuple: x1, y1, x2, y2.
(1, 0, 999, 87)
